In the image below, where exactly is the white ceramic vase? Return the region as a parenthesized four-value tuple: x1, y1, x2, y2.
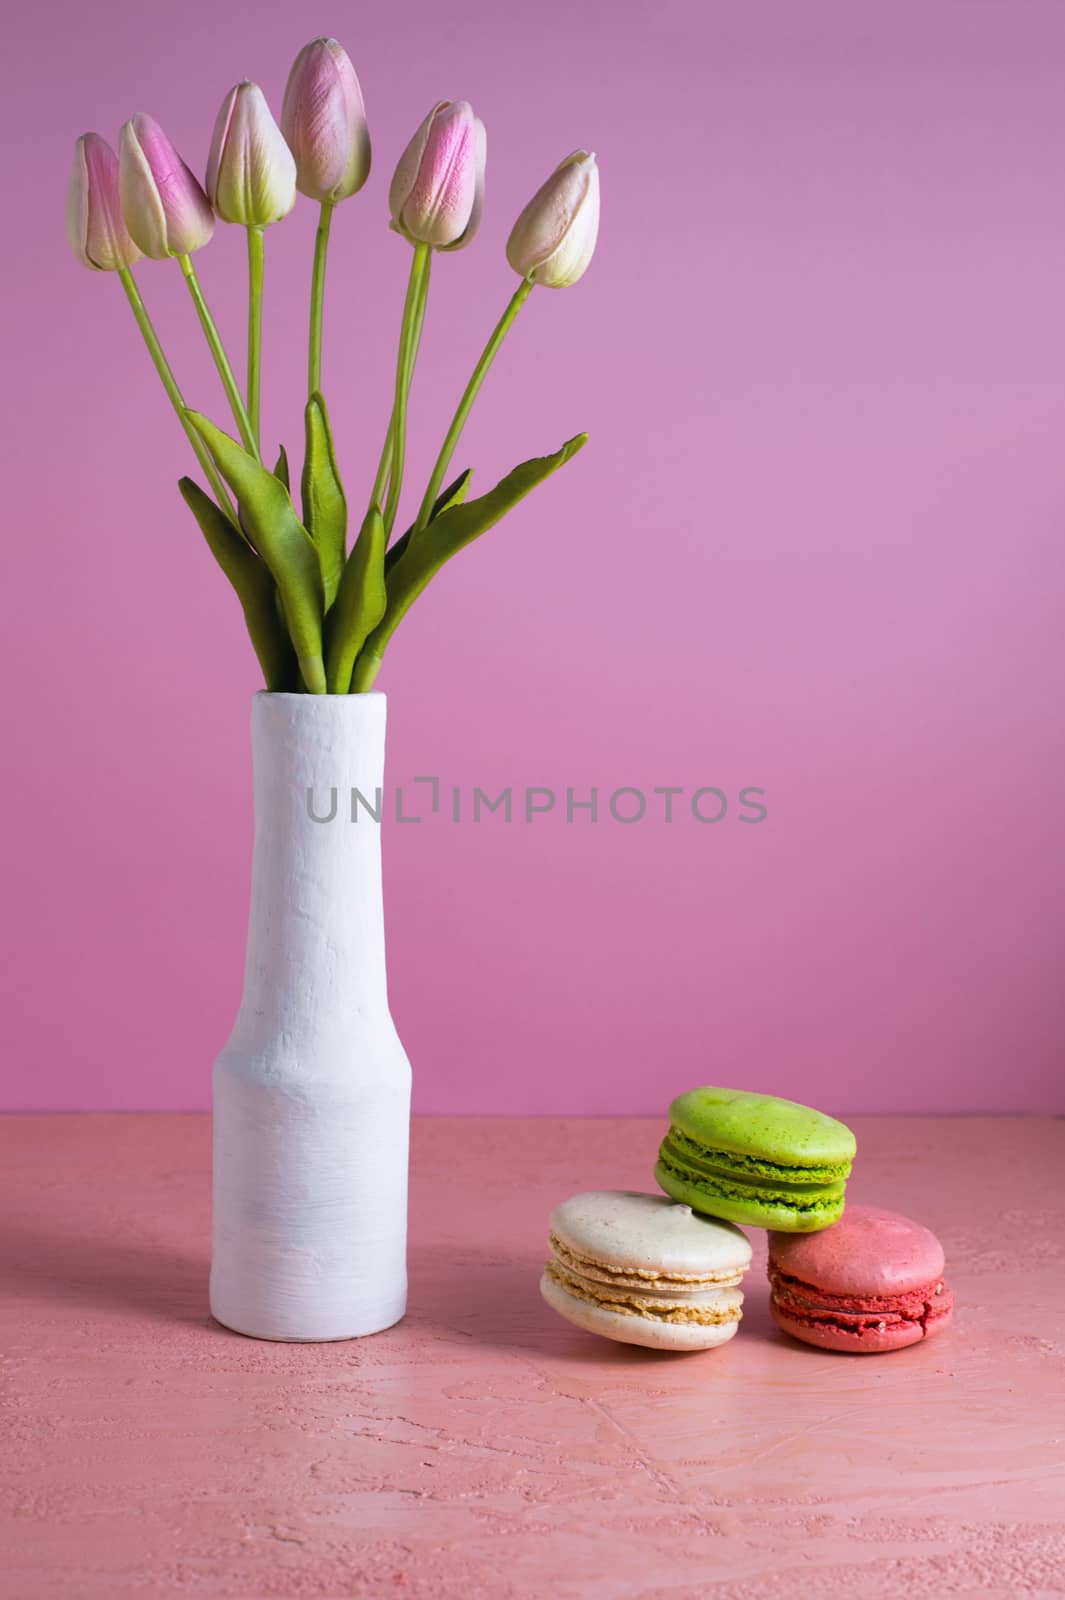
(210, 691, 411, 1342)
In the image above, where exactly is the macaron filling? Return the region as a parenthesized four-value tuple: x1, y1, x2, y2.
(657, 1142, 846, 1215)
(769, 1266, 954, 1341)
(548, 1232, 746, 1290)
(544, 1259, 743, 1327)
(663, 1128, 851, 1189)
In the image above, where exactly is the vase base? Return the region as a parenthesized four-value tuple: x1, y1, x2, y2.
(210, 1306, 406, 1344)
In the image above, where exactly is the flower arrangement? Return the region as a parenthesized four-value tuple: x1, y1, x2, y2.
(66, 38, 599, 694)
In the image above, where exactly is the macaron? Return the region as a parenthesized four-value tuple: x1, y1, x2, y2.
(768, 1204, 954, 1353)
(655, 1086, 856, 1232)
(540, 1190, 752, 1351)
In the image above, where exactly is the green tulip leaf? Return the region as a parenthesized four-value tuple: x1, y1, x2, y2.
(325, 506, 387, 694)
(301, 392, 347, 610)
(273, 444, 290, 491)
(178, 477, 292, 691)
(386, 468, 473, 576)
(354, 434, 587, 690)
(187, 410, 326, 694)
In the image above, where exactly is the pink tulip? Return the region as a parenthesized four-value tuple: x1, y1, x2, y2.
(282, 37, 371, 204)
(389, 100, 486, 252)
(206, 82, 296, 227)
(66, 134, 141, 272)
(506, 151, 600, 288)
(118, 114, 215, 259)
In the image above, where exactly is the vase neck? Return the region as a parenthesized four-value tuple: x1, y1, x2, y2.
(233, 693, 391, 1044)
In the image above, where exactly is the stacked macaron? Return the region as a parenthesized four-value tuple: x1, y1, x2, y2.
(541, 1084, 953, 1355)
(655, 1087, 856, 1231)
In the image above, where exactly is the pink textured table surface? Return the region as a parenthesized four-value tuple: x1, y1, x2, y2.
(1, 1115, 1063, 1600)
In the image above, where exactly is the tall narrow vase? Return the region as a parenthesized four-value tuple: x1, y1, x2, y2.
(210, 691, 411, 1342)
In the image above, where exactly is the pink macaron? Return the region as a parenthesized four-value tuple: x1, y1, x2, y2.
(768, 1204, 954, 1353)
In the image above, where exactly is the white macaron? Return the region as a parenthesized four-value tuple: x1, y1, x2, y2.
(541, 1189, 753, 1351)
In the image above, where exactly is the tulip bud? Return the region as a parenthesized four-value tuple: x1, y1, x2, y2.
(389, 100, 486, 252)
(118, 114, 215, 259)
(66, 134, 142, 272)
(206, 82, 297, 226)
(281, 37, 371, 204)
(506, 151, 599, 288)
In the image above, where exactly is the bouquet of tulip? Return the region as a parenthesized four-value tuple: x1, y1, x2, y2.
(66, 38, 599, 694)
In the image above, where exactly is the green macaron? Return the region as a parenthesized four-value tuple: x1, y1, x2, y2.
(654, 1087, 857, 1232)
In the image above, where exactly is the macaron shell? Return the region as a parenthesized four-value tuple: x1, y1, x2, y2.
(655, 1159, 845, 1233)
(668, 1087, 857, 1168)
(771, 1294, 953, 1354)
(772, 1301, 922, 1353)
(541, 1270, 742, 1352)
(549, 1190, 753, 1280)
(768, 1205, 945, 1297)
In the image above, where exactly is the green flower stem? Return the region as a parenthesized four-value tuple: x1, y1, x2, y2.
(372, 242, 432, 533)
(412, 278, 533, 538)
(308, 200, 334, 398)
(118, 267, 238, 525)
(369, 420, 393, 512)
(246, 225, 265, 448)
(368, 258, 430, 511)
(405, 246, 431, 386)
(376, 256, 432, 513)
(383, 243, 432, 534)
(177, 254, 260, 462)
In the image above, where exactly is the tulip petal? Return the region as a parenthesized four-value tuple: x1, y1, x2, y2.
(535, 160, 599, 287)
(438, 116, 487, 252)
(119, 120, 168, 257)
(405, 102, 479, 248)
(388, 101, 447, 234)
(506, 150, 599, 288)
(205, 87, 238, 209)
(67, 134, 142, 271)
(208, 83, 296, 226)
(282, 37, 371, 203)
(65, 138, 92, 267)
(119, 114, 215, 259)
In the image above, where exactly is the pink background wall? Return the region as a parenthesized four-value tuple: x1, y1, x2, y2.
(2, 0, 1063, 1113)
